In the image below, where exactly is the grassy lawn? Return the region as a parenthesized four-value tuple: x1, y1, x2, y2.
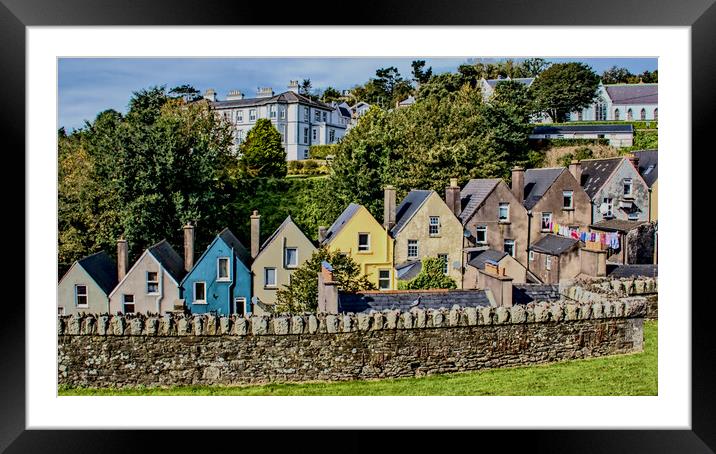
(60, 321, 657, 396)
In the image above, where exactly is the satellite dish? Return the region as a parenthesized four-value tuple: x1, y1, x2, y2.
(599, 203, 609, 214)
(463, 229, 472, 238)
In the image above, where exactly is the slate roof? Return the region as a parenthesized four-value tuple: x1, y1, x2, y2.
(590, 219, 647, 233)
(531, 124, 634, 135)
(467, 249, 507, 270)
(512, 283, 561, 305)
(338, 289, 491, 313)
(76, 251, 118, 295)
(338, 106, 352, 118)
(632, 149, 658, 187)
(212, 90, 332, 111)
(147, 240, 186, 283)
(579, 157, 623, 198)
(322, 203, 361, 245)
(606, 263, 658, 278)
(523, 168, 564, 210)
(395, 260, 422, 281)
(391, 190, 432, 236)
(605, 84, 658, 105)
(484, 77, 535, 88)
(530, 234, 579, 256)
(218, 228, 252, 267)
(459, 179, 500, 224)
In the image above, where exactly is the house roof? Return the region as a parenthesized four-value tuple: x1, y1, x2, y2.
(76, 251, 117, 295)
(322, 203, 361, 245)
(467, 249, 507, 270)
(398, 96, 415, 106)
(512, 283, 561, 305)
(632, 149, 658, 187)
(579, 157, 624, 199)
(395, 260, 422, 281)
(483, 77, 535, 88)
(531, 124, 634, 135)
(338, 106, 352, 118)
(590, 219, 647, 233)
(218, 228, 252, 267)
(147, 240, 186, 283)
(606, 263, 658, 278)
(459, 179, 500, 224)
(605, 83, 658, 105)
(391, 190, 433, 236)
(212, 90, 333, 111)
(338, 289, 491, 313)
(523, 168, 565, 210)
(530, 234, 579, 256)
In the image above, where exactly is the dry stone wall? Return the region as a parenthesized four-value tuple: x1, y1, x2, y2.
(58, 300, 646, 389)
(561, 277, 657, 319)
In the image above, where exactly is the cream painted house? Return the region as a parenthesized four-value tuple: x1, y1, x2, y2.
(57, 251, 117, 316)
(251, 216, 316, 312)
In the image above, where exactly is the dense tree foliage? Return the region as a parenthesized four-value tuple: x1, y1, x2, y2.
(274, 248, 375, 313)
(320, 86, 342, 103)
(238, 119, 287, 178)
(411, 60, 433, 85)
(530, 63, 600, 122)
(397, 257, 457, 290)
(601, 66, 658, 84)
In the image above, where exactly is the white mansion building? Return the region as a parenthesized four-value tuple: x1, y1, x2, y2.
(205, 80, 350, 160)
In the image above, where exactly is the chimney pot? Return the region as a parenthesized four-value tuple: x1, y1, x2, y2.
(183, 223, 195, 272)
(568, 160, 582, 183)
(250, 211, 261, 259)
(511, 167, 525, 204)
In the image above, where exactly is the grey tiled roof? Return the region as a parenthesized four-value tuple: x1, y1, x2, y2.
(322, 203, 361, 245)
(590, 219, 647, 233)
(77, 251, 117, 295)
(484, 77, 535, 88)
(606, 263, 658, 278)
(148, 240, 186, 283)
(218, 228, 252, 267)
(467, 249, 507, 270)
(532, 124, 633, 134)
(605, 84, 658, 105)
(523, 168, 564, 210)
(212, 90, 333, 111)
(632, 149, 658, 187)
(530, 234, 579, 256)
(580, 157, 623, 199)
(391, 190, 432, 236)
(459, 179, 500, 224)
(338, 289, 491, 313)
(512, 283, 561, 304)
(338, 106, 352, 117)
(395, 260, 422, 281)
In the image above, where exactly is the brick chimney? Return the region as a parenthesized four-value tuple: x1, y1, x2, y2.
(318, 226, 328, 244)
(568, 160, 582, 184)
(117, 237, 128, 281)
(183, 223, 195, 272)
(384, 186, 396, 231)
(511, 166, 525, 204)
(250, 210, 261, 259)
(317, 261, 338, 314)
(627, 153, 639, 170)
(445, 178, 461, 217)
(203, 89, 216, 102)
(478, 261, 513, 308)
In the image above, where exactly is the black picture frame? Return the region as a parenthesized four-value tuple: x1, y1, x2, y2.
(4, 0, 712, 451)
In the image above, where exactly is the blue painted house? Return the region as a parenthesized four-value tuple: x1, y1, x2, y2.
(181, 228, 253, 316)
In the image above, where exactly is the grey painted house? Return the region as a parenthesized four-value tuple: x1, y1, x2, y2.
(58, 252, 117, 316)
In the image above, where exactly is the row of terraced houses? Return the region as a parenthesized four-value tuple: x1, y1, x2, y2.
(58, 150, 657, 318)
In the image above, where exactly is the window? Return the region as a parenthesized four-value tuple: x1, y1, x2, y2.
(603, 197, 614, 217)
(285, 248, 298, 268)
(475, 226, 487, 244)
(303, 149, 309, 159)
(279, 108, 286, 120)
(314, 110, 321, 121)
(323, 112, 328, 122)
(264, 268, 277, 288)
(640, 108, 646, 120)
(654, 108, 658, 120)
(237, 110, 244, 122)
(122, 294, 135, 314)
(233, 297, 246, 316)
(269, 105, 276, 118)
(623, 178, 633, 197)
(498, 203, 509, 222)
(545, 256, 552, 271)
(437, 254, 449, 275)
(193, 282, 206, 303)
(235, 130, 244, 144)
(614, 109, 620, 121)
(312, 128, 317, 141)
(378, 270, 391, 290)
(628, 211, 639, 221)
(407, 239, 419, 258)
(529, 251, 534, 261)
(503, 240, 515, 257)
(75, 284, 88, 307)
(304, 128, 309, 144)
(58, 307, 65, 316)
(249, 109, 256, 121)
(304, 107, 309, 120)
(562, 191, 574, 209)
(217, 257, 230, 281)
(596, 103, 607, 121)
(329, 129, 335, 143)
(146, 272, 159, 294)
(429, 216, 440, 235)
(627, 108, 633, 121)
(541, 212, 553, 231)
(358, 233, 370, 252)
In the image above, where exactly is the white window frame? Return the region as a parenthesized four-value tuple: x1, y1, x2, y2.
(146, 271, 159, 295)
(217, 257, 231, 281)
(323, 111, 328, 122)
(603, 197, 614, 218)
(358, 233, 371, 252)
(269, 105, 276, 118)
(623, 178, 633, 197)
(314, 110, 321, 121)
(498, 203, 510, 222)
(304, 127, 309, 144)
(378, 269, 391, 290)
(407, 239, 419, 259)
(285, 247, 298, 268)
(193, 281, 207, 304)
(437, 254, 449, 275)
(329, 129, 335, 143)
(475, 226, 487, 244)
(75, 284, 88, 308)
(249, 109, 256, 122)
(304, 107, 309, 121)
(504, 239, 515, 257)
(237, 110, 244, 122)
(264, 268, 277, 288)
(529, 250, 534, 261)
(541, 212, 553, 232)
(562, 191, 574, 209)
(279, 108, 286, 120)
(545, 255, 552, 271)
(312, 128, 317, 141)
(122, 294, 135, 314)
(429, 216, 440, 236)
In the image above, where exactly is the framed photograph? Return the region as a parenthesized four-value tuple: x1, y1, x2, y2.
(6, 0, 713, 450)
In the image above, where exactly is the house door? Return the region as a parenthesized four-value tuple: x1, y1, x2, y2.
(233, 297, 246, 316)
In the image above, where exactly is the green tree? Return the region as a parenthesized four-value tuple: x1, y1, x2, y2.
(238, 118, 288, 178)
(320, 86, 342, 103)
(169, 84, 202, 102)
(522, 58, 551, 77)
(300, 79, 313, 96)
(398, 257, 457, 290)
(559, 146, 594, 167)
(274, 248, 375, 313)
(411, 60, 433, 85)
(530, 62, 600, 122)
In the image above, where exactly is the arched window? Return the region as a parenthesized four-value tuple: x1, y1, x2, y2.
(627, 108, 633, 121)
(654, 108, 658, 120)
(640, 108, 646, 120)
(614, 109, 620, 121)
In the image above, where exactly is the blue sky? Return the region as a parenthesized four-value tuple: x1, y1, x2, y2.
(58, 57, 657, 131)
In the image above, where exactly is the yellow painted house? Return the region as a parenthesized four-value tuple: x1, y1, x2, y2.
(320, 203, 396, 290)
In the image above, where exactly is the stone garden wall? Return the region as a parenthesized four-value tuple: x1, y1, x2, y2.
(560, 276, 658, 319)
(58, 298, 647, 389)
